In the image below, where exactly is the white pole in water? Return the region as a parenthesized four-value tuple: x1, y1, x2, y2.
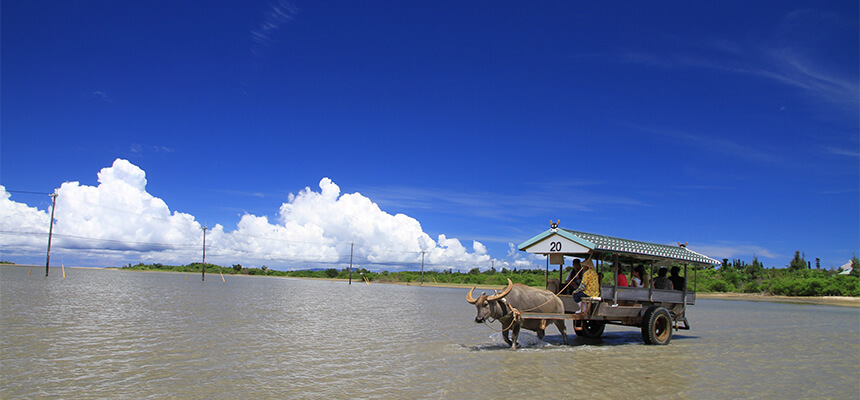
(420, 251, 426, 284)
(348, 242, 354, 285)
(201, 226, 208, 281)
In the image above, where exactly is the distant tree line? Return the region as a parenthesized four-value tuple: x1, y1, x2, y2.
(688, 252, 860, 296)
(119, 251, 860, 297)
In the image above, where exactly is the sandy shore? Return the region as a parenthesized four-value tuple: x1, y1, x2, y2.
(696, 292, 860, 307)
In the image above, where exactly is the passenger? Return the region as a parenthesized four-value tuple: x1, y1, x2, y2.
(652, 267, 674, 290)
(669, 266, 686, 291)
(634, 265, 649, 288)
(614, 263, 628, 287)
(572, 260, 601, 314)
(631, 266, 644, 288)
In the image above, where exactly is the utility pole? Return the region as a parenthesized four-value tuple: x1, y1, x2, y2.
(45, 191, 58, 277)
(201, 226, 208, 281)
(348, 242, 354, 285)
(420, 251, 426, 284)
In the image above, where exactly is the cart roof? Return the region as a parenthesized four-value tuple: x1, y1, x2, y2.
(518, 228, 721, 266)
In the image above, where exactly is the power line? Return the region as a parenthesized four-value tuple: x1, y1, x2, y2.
(0, 230, 198, 249)
(4, 190, 54, 195)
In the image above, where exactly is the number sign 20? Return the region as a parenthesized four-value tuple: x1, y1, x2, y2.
(549, 241, 562, 252)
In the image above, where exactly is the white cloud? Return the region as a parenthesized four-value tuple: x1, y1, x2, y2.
(621, 10, 858, 114)
(0, 187, 53, 254)
(51, 159, 201, 254)
(357, 183, 642, 222)
(497, 242, 546, 270)
(268, 178, 490, 269)
(691, 243, 776, 261)
(0, 159, 490, 270)
(81, 90, 112, 102)
(251, 0, 298, 58)
(627, 124, 785, 166)
(824, 146, 860, 158)
(92, 91, 112, 102)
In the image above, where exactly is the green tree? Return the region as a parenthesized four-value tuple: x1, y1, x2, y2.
(788, 251, 806, 272)
(324, 268, 338, 278)
(232, 264, 242, 272)
(744, 257, 764, 279)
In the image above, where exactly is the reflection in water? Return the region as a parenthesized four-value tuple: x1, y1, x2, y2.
(1, 266, 858, 399)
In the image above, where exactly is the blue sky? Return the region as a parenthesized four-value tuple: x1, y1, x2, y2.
(1, 1, 858, 271)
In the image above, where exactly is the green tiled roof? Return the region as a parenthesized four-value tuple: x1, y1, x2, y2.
(517, 228, 721, 266)
(563, 229, 720, 266)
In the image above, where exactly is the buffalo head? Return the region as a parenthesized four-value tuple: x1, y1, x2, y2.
(466, 278, 513, 323)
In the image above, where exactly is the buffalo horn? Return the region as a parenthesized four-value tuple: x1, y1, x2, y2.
(487, 278, 513, 301)
(466, 287, 478, 304)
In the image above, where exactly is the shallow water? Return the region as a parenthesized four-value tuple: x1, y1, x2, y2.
(1, 267, 858, 399)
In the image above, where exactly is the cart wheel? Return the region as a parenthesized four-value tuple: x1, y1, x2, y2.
(641, 306, 672, 345)
(574, 320, 606, 338)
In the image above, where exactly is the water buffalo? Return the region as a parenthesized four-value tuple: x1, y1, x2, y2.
(466, 278, 568, 349)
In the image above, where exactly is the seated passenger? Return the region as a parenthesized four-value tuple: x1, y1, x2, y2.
(669, 266, 686, 291)
(572, 260, 600, 313)
(631, 266, 644, 288)
(614, 263, 628, 287)
(637, 265, 650, 288)
(652, 267, 674, 290)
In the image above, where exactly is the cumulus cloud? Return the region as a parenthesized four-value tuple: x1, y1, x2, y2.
(54, 159, 202, 252)
(0, 159, 490, 270)
(0, 187, 53, 253)
(489, 242, 544, 270)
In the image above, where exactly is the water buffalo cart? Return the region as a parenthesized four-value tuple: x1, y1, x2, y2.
(516, 226, 720, 345)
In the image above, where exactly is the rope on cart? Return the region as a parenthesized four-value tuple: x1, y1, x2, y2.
(519, 253, 595, 313)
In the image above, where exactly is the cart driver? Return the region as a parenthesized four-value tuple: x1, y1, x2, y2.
(562, 259, 582, 294)
(572, 259, 600, 314)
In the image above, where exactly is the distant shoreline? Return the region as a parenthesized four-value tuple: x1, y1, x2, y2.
(695, 292, 860, 307)
(4, 264, 858, 307)
(381, 281, 860, 307)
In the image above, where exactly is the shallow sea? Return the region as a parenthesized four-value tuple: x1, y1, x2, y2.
(1, 267, 858, 399)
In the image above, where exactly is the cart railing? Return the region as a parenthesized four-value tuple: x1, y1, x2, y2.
(599, 286, 695, 305)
